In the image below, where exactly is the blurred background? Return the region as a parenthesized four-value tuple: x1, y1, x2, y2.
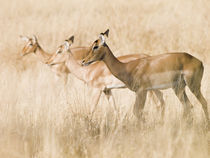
(0, 0, 209, 157)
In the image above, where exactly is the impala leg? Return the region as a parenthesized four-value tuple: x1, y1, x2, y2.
(173, 83, 193, 120)
(103, 88, 117, 112)
(184, 70, 209, 124)
(63, 74, 68, 86)
(153, 90, 165, 120)
(91, 90, 102, 117)
(133, 90, 147, 121)
(196, 91, 209, 123)
(110, 93, 117, 112)
(189, 88, 209, 123)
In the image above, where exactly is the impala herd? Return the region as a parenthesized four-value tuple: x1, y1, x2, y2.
(20, 29, 209, 125)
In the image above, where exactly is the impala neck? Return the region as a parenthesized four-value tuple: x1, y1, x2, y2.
(65, 52, 87, 82)
(102, 45, 130, 84)
(71, 47, 91, 60)
(35, 45, 51, 63)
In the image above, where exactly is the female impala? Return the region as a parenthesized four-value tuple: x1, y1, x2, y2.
(82, 29, 209, 123)
(48, 35, 165, 116)
(20, 35, 90, 84)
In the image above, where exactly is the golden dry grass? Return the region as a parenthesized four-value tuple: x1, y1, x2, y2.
(0, 0, 210, 157)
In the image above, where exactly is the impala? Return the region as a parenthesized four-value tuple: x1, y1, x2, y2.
(20, 35, 90, 84)
(47, 34, 165, 117)
(82, 29, 209, 123)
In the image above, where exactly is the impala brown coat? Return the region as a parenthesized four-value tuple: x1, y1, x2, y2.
(48, 36, 165, 116)
(82, 30, 209, 123)
(20, 35, 90, 84)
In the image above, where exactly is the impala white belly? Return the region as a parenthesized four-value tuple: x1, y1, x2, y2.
(146, 83, 173, 90)
(106, 84, 126, 89)
(145, 71, 181, 90)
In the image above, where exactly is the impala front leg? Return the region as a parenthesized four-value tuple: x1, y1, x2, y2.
(153, 90, 165, 120)
(133, 90, 147, 121)
(91, 90, 102, 117)
(109, 93, 117, 112)
(103, 88, 117, 112)
(63, 74, 68, 86)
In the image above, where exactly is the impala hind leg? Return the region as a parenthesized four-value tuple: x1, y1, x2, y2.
(153, 90, 165, 120)
(133, 90, 147, 121)
(187, 85, 209, 123)
(194, 90, 209, 123)
(184, 67, 209, 123)
(173, 82, 193, 120)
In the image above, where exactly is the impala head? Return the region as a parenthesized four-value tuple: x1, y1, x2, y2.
(47, 36, 74, 66)
(82, 29, 109, 66)
(20, 35, 39, 56)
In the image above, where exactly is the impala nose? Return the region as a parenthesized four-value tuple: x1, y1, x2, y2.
(48, 62, 56, 66)
(46, 60, 53, 66)
(82, 60, 93, 66)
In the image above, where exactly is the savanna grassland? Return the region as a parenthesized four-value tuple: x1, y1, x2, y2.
(0, 0, 210, 157)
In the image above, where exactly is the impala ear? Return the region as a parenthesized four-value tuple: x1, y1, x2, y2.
(63, 41, 70, 51)
(103, 29, 109, 38)
(99, 34, 105, 45)
(32, 35, 37, 44)
(68, 35, 74, 45)
(20, 35, 29, 42)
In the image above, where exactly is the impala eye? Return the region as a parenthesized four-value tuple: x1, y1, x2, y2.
(56, 50, 62, 54)
(93, 46, 98, 50)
